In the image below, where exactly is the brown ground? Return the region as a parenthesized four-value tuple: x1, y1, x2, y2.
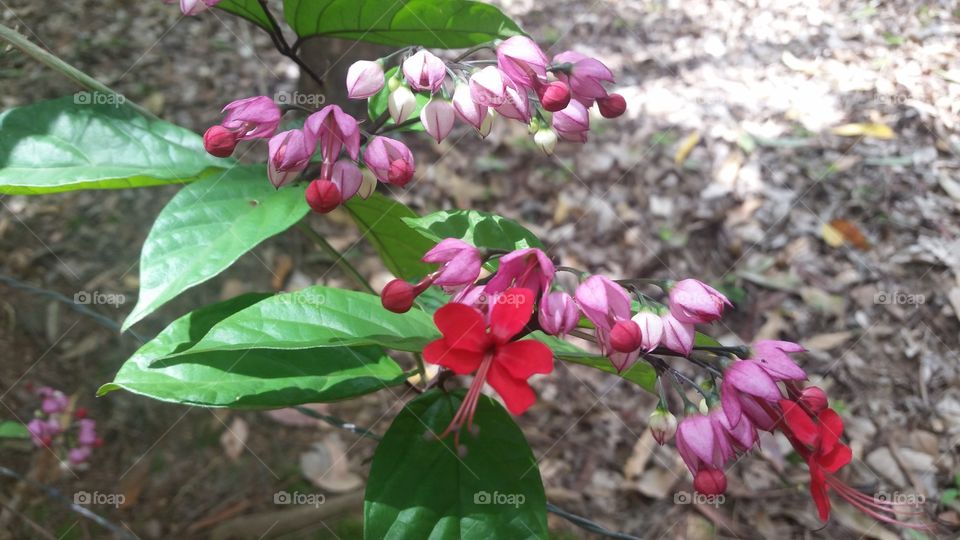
(1, 0, 959, 539)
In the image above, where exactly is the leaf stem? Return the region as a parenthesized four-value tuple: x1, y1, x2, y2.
(296, 221, 375, 294)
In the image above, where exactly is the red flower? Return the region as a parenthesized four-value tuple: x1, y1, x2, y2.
(423, 288, 554, 441)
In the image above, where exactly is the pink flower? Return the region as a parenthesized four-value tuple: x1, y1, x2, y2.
(668, 279, 731, 324)
(452, 82, 488, 132)
(469, 66, 507, 107)
(660, 312, 694, 356)
(422, 238, 483, 287)
(345, 60, 385, 99)
(720, 361, 784, 429)
(631, 311, 664, 352)
(750, 340, 807, 381)
(537, 291, 579, 336)
(675, 414, 731, 493)
(493, 77, 531, 123)
(304, 105, 360, 162)
(166, 0, 221, 16)
(402, 50, 446, 93)
(552, 100, 590, 143)
(420, 98, 455, 143)
(305, 161, 362, 213)
(484, 248, 555, 297)
(267, 129, 315, 188)
(552, 51, 615, 105)
(496, 36, 548, 90)
(77, 419, 97, 446)
(574, 275, 638, 371)
(38, 387, 68, 414)
(363, 136, 415, 187)
(27, 418, 61, 447)
(221, 96, 281, 140)
(68, 446, 92, 465)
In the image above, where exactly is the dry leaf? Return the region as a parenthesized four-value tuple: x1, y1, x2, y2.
(272, 254, 294, 291)
(831, 123, 895, 140)
(220, 417, 249, 461)
(805, 331, 854, 351)
(829, 219, 871, 250)
(300, 434, 363, 493)
(674, 131, 701, 165)
(821, 222, 845, 247)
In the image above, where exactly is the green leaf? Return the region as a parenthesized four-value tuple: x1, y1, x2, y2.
(283, 0, 523, 48)
(0, 420, 30, 439)
(364, 389, 547, 539)
(403, 209, 543, 252)
(180, 286, 439, 355)
(122, 165, 308, 330)
(367, 67, 428, 131)
(532, 332, 657, 392)
(0, 96, 229, 195)
(344, 193, 435, 281)
(101, 294, 406, 407)
(216, 0, 273, 30)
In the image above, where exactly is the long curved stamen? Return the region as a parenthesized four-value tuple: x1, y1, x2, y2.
(439, 354, 494, 447)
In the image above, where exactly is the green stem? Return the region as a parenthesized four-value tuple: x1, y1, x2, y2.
(0, 23, 155, 119)
(297, 221, 375, 294)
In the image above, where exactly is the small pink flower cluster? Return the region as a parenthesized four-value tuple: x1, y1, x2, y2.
(345, 37, 626, 153)
(202, 96, 415, 214)
(164, 0, 221, 16)
(26, 386, 101, 468)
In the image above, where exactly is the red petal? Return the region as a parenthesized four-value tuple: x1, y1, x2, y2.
(819, 443, 852, 473)
(779, 399, 818, 447)
(486, 362, 536, 415)
(494, 340, 554, 380)
(817, 408, 844, 455)
(422, 339, 483, 374)
(808, 463, 832, 521)
(488, 287, 534, 344)
(434, 303, 489, 352)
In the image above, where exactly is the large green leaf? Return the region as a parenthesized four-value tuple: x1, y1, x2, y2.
(403, 209, 543, 252)
(367, 66, 427, 131)
(0, 96, 229, 195)
(179, 286, 439, 355)
(216, 0, 272, 30)
(283, 0, 523, 48)
(344, 193, 435, 281)
(364, 389, 547, 539)
(101, 294, 406, 407)
(122, 165, 308, 330)
(533, 332, 657, 392)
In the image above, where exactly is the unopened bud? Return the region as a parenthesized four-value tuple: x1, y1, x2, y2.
(533, 128, 557, 155)
(381, 279, 416, 313)
(597, 93, 627, 118)
(609, 320, 642, 353)
(305, 179, 342, 214)
(537, 81, 571, 112)
(203, 125, 238, 157)
(649, 408, 678, 445)
(799, 386, 829, 414)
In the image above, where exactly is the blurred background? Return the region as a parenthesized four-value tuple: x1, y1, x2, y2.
(1, 0, 958, 538)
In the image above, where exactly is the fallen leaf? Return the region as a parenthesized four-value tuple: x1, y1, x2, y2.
(272, 254, 294, 291)
(831, 123, 895, 140)
(674, 131, 701, 166)
(220, 417, 249, 461)
(300, 434, 363, 493)
(821, 222, 845, 248)
(804, 331, 854, 351)
(829, 219, 871, 250)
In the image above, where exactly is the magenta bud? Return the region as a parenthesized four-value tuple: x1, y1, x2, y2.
(799, 386, 829, 414)
(597, 93, 627, 118)
(203, 125, 238, 158)
(305, 179, 342, 214)
(609, 320, 643, 353)
(537, 81, 571, 112)
(381, 279, 416, 313)
(693, 468, 727, 495)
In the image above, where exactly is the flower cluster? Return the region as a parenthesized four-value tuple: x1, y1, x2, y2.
(345, 37, 626, 153)
(165, 0, 221, 16)
(26, 386, 101, 468)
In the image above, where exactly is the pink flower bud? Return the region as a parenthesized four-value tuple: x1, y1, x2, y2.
(552, 51, 615, 105)
(331, 160, 362, 201)
(799, 386, 829, 414)
(537, 81, 571, 112)
(402, 50, 446, 93)
(493, 77, 531, 123)
(381, 279, 416, 313)
(267, 129, 315, 188)
(203, 125, 238, 157)
(39, 388, 68, 415)
(631, 311, 664, 352)
(68, 446, 92, 465)
(420, 98, 455, 143)
(610, 320, 642, 353)
(452, 82, 487, 131)
(597, 93, 626, 118)
(221, 96, 281, 140)
(649, 408, 678, 445)
(496, 36, 548, 90)
(168, 0, 221, 16)
(305, 105, 360, 162)
(388, 86, 417, 124)
(552, 100, 590, 143)
(668, 279, 731, 324)
(694, 468, 727, 495)
(305, 180, 341, 214)
(76, 419, 97, 446)
(345, 60, 385, 99)
(660, 312, 694, 355)
(422, 238, 483, 287)
(363, 136, 415, 187)
(469, 66, 507, 107)
(537, 291, 579, 336)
